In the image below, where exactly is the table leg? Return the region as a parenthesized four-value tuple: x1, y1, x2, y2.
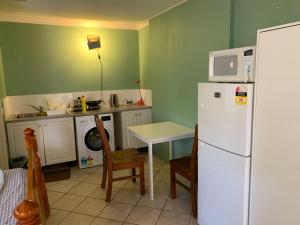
(169, 141, 173, 160)
(148, 143, 154, 200)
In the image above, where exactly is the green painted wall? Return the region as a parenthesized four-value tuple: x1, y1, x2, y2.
(0, 50, 6, 99)
(139, 0, 231, 159)
(138, 26, 150, 89)
(0, 22, 140, 96)
(231, 0, 300, 47)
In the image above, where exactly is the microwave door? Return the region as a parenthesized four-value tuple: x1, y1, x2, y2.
(214, 55, 238, 76)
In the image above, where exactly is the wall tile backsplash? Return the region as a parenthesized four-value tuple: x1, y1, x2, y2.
(3, 89, 152, 118)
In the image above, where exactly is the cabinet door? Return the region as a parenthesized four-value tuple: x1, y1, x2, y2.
(137, 109, 152, 148)
(7, 121, 45, 166)
(138, 109, 152, 125)
(43, 118, 76, 165)
(122, 111, 139, 148)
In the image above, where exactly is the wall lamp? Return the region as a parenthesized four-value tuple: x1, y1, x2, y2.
(87, 35, 103, 102)
(87, 35, 101, 50)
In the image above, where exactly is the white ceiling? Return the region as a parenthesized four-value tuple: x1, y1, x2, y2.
(0, 0, 187, 29)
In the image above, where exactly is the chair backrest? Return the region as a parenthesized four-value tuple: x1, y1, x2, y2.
(95, 115, 113, 168)
(191, 124, 198, 175)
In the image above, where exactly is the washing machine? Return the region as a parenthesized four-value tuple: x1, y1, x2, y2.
(75, 113, 115, 168)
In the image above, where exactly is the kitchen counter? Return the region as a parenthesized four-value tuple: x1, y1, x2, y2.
(6, 104, 152, 123)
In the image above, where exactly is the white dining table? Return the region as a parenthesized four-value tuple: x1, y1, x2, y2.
(127, 121, 194, 200)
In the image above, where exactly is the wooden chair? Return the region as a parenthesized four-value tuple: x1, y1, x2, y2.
(95, 115, 146, 202)
(14, 128, 50, 225)
(170, 124, 198, 218)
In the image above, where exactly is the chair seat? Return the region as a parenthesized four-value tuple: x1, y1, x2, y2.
(111, 148, 140, 159)
(170, 156, 192, 179)
(112, 152, 145, 170)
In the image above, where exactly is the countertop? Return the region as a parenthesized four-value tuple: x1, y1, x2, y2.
(6, 104, 152, 123)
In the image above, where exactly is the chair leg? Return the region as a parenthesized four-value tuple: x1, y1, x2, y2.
(170, 163, 176, 199)
(132, 168, 136, 183)
(101, 161, 107, 189)
(191, 181, 197, 218)
(105, 170, 113, 202)
(140, 162, 145, 195)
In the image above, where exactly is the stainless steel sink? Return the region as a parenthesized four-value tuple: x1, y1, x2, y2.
(16, 112, 46, 118)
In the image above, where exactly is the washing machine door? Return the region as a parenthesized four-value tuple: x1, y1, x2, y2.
(84, 127, 110, 151)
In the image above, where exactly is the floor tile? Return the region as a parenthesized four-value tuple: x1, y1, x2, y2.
(46, 182, 55, 190)
(159, 164, 170, 173)
(123, 179, 148, 191)
(89, 186, 120, 200)
(83, 173, 103, 184)
(152, 181, 170, 195)
(81, 166, 102, 173)
(90, 217, 122, 225)
(113, 169, 132, 177)
(73, 198, 107, 216)
(69, 182, 98, 196)
(112, 179, 129, 188)
(156, 211, 190, 225)
(176, 185, 192, 199)
(51, 194, 86, 211)
(155, 171, 171, 182)
(47, 180, 79, 193)
(126, 206, 161, 225)
(99, 202, 134, 221)
(137, 193, 168, 209)
(58, 212, 95, 225)
(48, 191, 64, 205)
(46, 209, 69, 225)
(189, 217, 198, 225)
(164, 195, 191, 215)
(113, 188, 142, 204)
(69, 172, 90, 182)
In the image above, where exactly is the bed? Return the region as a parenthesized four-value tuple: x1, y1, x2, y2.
(0, 128, 50, 225)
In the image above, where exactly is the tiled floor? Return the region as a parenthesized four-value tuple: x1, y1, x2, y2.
(46, 153, 198, 225)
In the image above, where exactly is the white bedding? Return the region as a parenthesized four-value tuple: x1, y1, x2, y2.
(0, 168, 27, 225)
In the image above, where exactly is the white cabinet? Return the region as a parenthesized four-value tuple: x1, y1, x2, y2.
(7, 117, 76, 166)
(7, 120, 45, 165)
(43, 118, 76, 165)
(115, 109, 152, 149)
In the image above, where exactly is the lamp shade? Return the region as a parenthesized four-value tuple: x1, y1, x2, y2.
(87, 35, 101, 50)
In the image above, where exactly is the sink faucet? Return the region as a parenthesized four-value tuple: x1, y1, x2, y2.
(27, 105, 44, 113)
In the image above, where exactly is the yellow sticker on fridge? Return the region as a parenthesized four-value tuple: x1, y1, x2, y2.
(235, 86, 248, 105)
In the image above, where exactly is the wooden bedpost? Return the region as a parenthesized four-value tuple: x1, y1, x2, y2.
(14, 200, 41, 225)
(14, 128, 50, 225)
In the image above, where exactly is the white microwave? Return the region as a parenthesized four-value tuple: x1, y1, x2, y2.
(209, 46, 256, 82)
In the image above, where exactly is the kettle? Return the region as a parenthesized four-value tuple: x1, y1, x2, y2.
(109, 94, 118, 108)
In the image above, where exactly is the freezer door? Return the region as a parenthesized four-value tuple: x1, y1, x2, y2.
(198, 142, 250, 225)
(198, 82, 253, 156)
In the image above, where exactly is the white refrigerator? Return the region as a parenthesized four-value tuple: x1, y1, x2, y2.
(249, 22, 300, 225)
(197, 82, 253, 225)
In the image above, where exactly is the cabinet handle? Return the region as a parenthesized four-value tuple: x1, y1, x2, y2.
(139, 113, 141, 116)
